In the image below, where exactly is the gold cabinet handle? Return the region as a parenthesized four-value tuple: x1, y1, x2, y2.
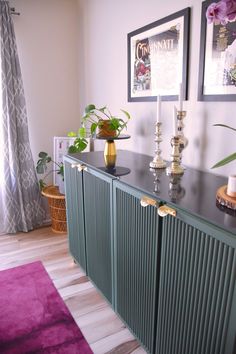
(71, 163, 80, 169)
(77, 164, 87, 172)
(158, 205, 177, 218)
(71, 163, 87, 172)
(140, 196, 158, 208)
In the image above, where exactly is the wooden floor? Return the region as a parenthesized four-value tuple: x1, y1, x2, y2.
(0, 227, 146, 354)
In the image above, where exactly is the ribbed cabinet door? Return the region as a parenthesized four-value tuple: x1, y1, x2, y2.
(64, 159, 86, 271)
(156, 215, 236, 354)
(83, 170, 112, 304)
(114, 184, 159, 354)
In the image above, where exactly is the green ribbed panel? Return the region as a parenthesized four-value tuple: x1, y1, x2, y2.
(156, 215, 236, 354)
(83, 171, 112, 304)
(64, 160, 86, 271)
(115, 188, 159, 354)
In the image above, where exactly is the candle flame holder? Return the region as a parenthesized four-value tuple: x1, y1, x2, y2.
(149, 122, 167, 169)
(166, 136, 184, 176)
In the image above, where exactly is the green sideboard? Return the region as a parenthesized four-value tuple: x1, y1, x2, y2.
(64, 151, 236, 354)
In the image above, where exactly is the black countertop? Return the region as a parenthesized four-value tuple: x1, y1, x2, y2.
(67, 150, 236, 235)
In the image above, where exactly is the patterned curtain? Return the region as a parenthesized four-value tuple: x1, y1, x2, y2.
(0, 1, 45, 234)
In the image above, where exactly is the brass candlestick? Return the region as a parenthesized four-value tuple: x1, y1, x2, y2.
(177, 110, 188, 165)
(166, 136, 184, 176)
(149, 122, 166, 169)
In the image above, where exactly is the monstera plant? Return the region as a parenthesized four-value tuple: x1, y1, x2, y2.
(36, 152, 64, 190)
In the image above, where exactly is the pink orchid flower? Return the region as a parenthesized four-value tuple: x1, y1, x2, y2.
(223, 0, 236, 21)
(206, 0, 236, 25)
(206, 1, 228, 24)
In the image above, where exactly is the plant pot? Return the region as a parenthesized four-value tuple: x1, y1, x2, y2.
(97, 120, 117, 138)
(41, 185, 67, 233)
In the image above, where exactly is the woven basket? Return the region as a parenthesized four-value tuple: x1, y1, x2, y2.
(42, 185, 67, 233)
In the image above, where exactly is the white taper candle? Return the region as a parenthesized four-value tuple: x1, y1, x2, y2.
(157, 94, 161, 123)
(179, 83, 183, 111)
(173, 105, 178, 136)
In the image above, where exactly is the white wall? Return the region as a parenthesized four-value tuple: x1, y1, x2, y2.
(9, 0, 80, 165)
(77, 0, 236, 177)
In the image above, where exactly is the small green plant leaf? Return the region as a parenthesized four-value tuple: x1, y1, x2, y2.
(213, 124, 236, 132)
(36, 152, 52, 174)
(212, 152, 236, 168)
(36, 164, 46, 174)
(58, 164, 64, 180)
(39, 179, 46, 190)
(38, 151, 48, 158)
(90, 122, 98, 134)
(68, 131, 77, 137)
(68, 137, 88, 153)
(68, 145, 78, 153)
(79, 127, 86, 138)
(85, 104, 96, 114)
(120, 109, 131, 120)
(99, 106, 107, 112)
(109, 118, 120, 130)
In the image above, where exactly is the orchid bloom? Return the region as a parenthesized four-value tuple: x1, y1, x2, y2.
(224, 0, 236, 21)
(206, 0, 236, 24)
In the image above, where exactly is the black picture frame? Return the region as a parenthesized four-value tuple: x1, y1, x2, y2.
(198, 0, 236, 101)
(127, 8, 190, 102)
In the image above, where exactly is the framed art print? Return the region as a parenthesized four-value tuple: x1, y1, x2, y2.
(127, 8, 190, 102)
(198, 0, 236, 101)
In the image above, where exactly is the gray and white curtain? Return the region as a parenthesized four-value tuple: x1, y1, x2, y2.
(0, 1, 45, 233)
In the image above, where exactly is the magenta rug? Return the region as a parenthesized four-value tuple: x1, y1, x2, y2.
(0, 261, 93, 354)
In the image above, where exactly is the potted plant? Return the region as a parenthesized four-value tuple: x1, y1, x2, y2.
(68, 104, 131, 153)
(36, 152, 67, 232)
(36, 152, 64, 191)
(212, 124, 236, 168)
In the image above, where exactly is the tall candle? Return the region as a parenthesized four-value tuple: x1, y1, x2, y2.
(173, 105, 178, 136)
(157, 94, 161, 123)
(179, 83, 183, 111)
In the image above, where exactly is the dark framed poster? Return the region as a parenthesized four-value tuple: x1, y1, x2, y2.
(198, 0, 236, 101)
(127, 8, 190, 102)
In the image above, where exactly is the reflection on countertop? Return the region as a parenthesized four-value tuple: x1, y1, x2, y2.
(68, 150, 236, 235)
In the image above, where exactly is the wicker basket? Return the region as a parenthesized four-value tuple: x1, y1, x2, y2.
(42, 185, 67, 233)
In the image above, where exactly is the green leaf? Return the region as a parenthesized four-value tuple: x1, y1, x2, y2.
(58, 164, 64, 179)
(39, 179, 46, 190)
(69, 138, 88, 153)
(36, 152, 52, 174)
(36, 164, 46, 174)
(213, 124, 236, 132)
(79, 127, 86, 138)
(68, 131, 77, 137)
(68, 145, 78, 153)
(38, 151, 48, 158)
(99, 106, 107, 112)
(212, 152, 236, 168)
(120, 109, 131, 120)
(109, 118, 119, 130)
(91, 122, 98, 134)
(85, 104, 96, 114)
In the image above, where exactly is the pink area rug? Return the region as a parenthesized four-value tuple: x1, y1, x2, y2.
(0, 261, 93, 354)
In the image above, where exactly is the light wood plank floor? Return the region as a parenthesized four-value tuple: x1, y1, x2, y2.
(0, 227, 147, 354)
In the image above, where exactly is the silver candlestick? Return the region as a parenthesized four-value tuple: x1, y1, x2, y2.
(166, 136, 184, 176)
(149, 122, 166, 169)
(177, 110, 188, 165)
